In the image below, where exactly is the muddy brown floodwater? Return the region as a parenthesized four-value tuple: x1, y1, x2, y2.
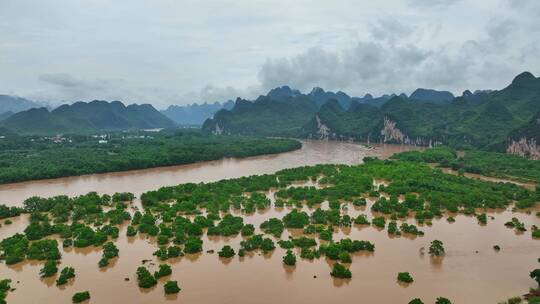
(0, 140, 539, 304)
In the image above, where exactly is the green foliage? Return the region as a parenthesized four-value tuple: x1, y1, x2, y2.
(27, 239, 61, 261)
(408, 299, 424, 304)
(282, 209, 310, 228)
(0, 132, 301, 184)
(218, 245, 235, 258)
(531, 269, 540, 285)
(0, 279, 11, 304)
(388, 221, 401, 235)
(505, 218, 527, 232)
(476, 213, 487, 225)
(72, 291, 90, 303)
(164, 280, 181, 294)
(397, 272, 414, 283)
(154, 264, 172, 279)
(396, 147, 540, 183)
(136, 266, 157, 288)
(354, 214, 370, 225)
(184, 237, 203, 254)
(56, 267, 75, 286)
(40, 260, 58, 278)
(372, 216, 386, 229)
(435, 297, 452, 304)
(241, 224, 255, 236)
(283, 250, 296, 266)
(99, 242, 119, 268)
(330, 263, 351, 279)
(429, 240, 445, 256)
(260, 218, 284, 237)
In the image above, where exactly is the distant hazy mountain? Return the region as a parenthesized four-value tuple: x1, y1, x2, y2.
(267, 86, 302, 100)
(162, 100, 234, 125)
(0, 95, 42, 113)
(308, 87, 353, 109)
(409, 88, 455, 104)
(1, 100, 176, 134)
(460, 90, 492, 104)
(0, 111, 13, 122)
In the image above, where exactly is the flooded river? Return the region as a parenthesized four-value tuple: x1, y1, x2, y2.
(0, 140, 538, 304)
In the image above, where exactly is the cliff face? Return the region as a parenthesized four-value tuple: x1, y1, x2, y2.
(381, 117, 405, 143)
(507, 138, 540, 160)
(315, 115, 331, 139)
(506, 112, 540, 160)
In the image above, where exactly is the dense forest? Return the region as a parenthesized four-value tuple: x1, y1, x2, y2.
(393, 147, 540, 183)
(0, 130, 301, 184)
(0, 100, 176, 134)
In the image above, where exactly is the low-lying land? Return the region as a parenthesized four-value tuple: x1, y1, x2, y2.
(393, 146, 540, 184)
(0, 130, 301, 184)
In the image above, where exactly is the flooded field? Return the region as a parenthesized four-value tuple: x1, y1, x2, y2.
(0, 140, 538, 304)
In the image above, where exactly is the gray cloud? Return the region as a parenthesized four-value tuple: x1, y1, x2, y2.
(257, 3, 540, 96)
(409, 0, 462, 8)
(0, 0, 539, 106)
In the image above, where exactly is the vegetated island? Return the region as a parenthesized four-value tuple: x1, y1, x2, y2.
(0, 130, 301, 184)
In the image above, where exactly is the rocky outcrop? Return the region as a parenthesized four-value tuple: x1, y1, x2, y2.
(315, 115, 331, 139)
(507, 138, 540, 160)
(212, 122, 224, 135)
(381, 117, 406, 143)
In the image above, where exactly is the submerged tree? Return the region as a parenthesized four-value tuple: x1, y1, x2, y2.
(429, 240, 445, 256)
(330, 263, 351, 279)
(283, 250, 296, 266)
(164, 280, 181, 294)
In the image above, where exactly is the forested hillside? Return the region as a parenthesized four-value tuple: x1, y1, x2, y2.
(203, 72, 540, 156)
(1, 100, 176, 134)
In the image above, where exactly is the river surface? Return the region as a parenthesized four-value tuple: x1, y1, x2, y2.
(1, 140, 539, 304)
(0, 140, 420, 206)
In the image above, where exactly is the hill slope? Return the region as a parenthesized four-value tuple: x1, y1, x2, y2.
(1, 100, 176, 134)
(0, 95, 41, 113)
(162, 101, 234, 125)
(203, 71, 540, 154)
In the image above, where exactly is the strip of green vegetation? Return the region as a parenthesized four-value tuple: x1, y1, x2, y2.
(0, 130, 301, 184)
(393, 146, 540, 183)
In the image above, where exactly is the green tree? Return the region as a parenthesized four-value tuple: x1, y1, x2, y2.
(429, 240, 445, 256)
(136, 266, 157, 288)
(283, 250, 296, 266)
(397, 272, 414, 283)
(56, 267, 75, 286)
(154, 264, 172, 279)
(435, 297, 452, 304)
(72, 291, 90, 303)
(164, 280, 181, 294)
(40, 260, 58, 278)
(530, 268, 540, 285)
(330, 263, 351, 279)
(218, 245, 235, 258)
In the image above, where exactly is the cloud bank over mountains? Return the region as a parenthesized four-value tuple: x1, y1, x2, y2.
(0, 0, 538, 108)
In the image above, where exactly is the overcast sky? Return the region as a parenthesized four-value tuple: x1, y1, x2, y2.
(1, 0, 539, 109)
